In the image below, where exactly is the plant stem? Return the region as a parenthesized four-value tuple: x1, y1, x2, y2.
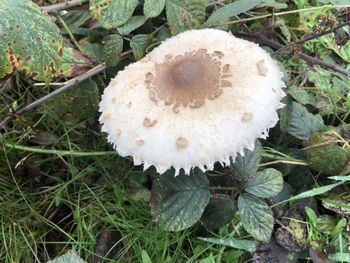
(218, 4, 350, 26)
(2, 143, 117, 157)
(41, 0, 89, 13)
(209, 186, 237, 191)
(0, 63, 106, 130)
(259, 160, 308, 167)
(295, 20, 350, 45)
(0, 50, 131, 130)
(235, 32, 350, 77)
(56, 15, 83, 53)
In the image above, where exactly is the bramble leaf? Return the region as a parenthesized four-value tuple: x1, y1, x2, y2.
(287, 86, 316, 106)
(103, 34, 124, 67)
(166, 0, 206, 35)
(304, 131, 350, 175)
(44, 79, 99, 127)
(117, 16, 147, 35)
(201, 194, 236, 229)
(90, 0, 139, 29)
(238, 193, 274, 242)
(144, 0, 166, 18)
(245, 168, 284, 198)
(231, 140, 262, 179)
(150, 170, 210, 231)
(288, 102, 326, 141)
(0, 0, 63, 81)
(58, 47, 92, 78)
(130, 34, 153, 60)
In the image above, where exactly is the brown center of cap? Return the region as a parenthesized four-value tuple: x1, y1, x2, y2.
(145, 49, 232, 112)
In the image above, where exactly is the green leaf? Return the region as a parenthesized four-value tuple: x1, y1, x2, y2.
(304, 131, 350, 175)
(58, 47, 92, 78)
(200, 194, 236, 229)
(0, 0, 63, 81)
(279, 96, 293, 133)
(117, 16, 147, 35)
(258, 0, 288, 9)
(245, 168, 283, 198)
(287, 182, 343, 202)
(328, 175, 350, 182)
(305, 206, 318, 226)
(166, 0, 206, 35)
(156, 27, 172, 42)
(29, 131, 59, 146)
(44, 79, 99, 127)
(333, 218, 347, 236)
(287, 86, 316, 106)
(141, 250, 152, 263)
(47, 249, 86, 263)
(231, 140, 262, 179)
(103, 34, 124, 67)
(203, 0, 262, 27)
(287, 102, 326, 141)
(198, 237, 257, 253)
(238, 193, 274, 242)
(144, 0, 166, 18)
(0, 49, 13, 78)
(130, 34, 153, 60)
(329, 253, 350, 262)
(79, 40, 104, 63)
(150, 169, 210, 231)
(322, 194, 350, 216)
(90, 0, 139, 29)
(61, 10, 91, 28)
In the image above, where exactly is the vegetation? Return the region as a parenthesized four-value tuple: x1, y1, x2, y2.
(1, 0, 350, 262)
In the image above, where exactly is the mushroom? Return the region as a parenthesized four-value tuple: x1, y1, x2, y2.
(99, 29, 285, 175)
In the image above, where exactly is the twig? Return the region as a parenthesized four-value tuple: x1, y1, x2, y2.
(41, 0, 88, 13)
(0, 63, 106, 130)
(235, 32, 350, 77)
(295, 20, 350, 45)
(0, 50, 133, 130)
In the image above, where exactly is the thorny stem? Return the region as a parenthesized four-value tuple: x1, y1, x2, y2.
(235, 32, 350, 77)
(41, 0, 89, 13)
(0, 50, 132, 130)
(0, 63, 106, 130)
(294, 20, 350, 45)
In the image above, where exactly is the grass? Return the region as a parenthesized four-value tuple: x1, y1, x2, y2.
(0, 139, 201, 262)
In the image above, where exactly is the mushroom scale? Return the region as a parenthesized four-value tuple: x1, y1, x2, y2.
(99, 29, 285, 175)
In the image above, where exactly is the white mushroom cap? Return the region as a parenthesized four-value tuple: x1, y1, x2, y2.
(99, 29, 285, 175)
